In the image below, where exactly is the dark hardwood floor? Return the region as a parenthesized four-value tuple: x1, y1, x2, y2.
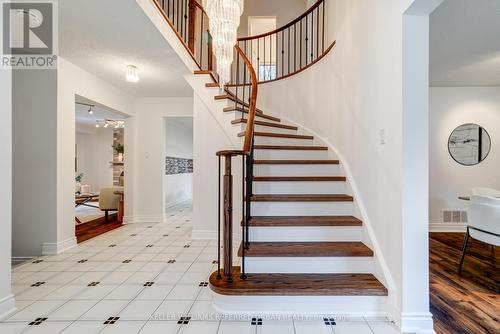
(75, 213, 122, 243)
(430, 233, 499, 334)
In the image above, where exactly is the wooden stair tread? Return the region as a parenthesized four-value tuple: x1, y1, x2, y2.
(205, 82, 220, 88)
(250, 194, 353, 202)
(194, 70, 213, 75)
(238, 242, 373, 257)
(254, 145, 328, 151)
(253, 176, 346, 182)
(224, 107, 280, 122)
(209, 267, 387, 296)
(254, 160, 339, 165)
(238, 132, 313, 140)
(232, 119, 298, 131)
(247, 216, 362, 227)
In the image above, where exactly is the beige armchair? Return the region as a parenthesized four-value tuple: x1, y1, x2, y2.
(99, 186, 123, 222)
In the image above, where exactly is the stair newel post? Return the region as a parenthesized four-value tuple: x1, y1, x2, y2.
(216, 156, 222, 280)
(223, 155, 233, 282)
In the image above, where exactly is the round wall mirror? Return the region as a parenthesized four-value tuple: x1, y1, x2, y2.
(448, 123, 491, 166)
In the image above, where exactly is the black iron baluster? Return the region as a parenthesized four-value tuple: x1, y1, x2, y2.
(322, 1, 325, 53)
(288, 27, 290, 75)
(240, 155, 246, 279)
(263, 36, 266, 80)
(257, 38, 260, 82)
(316, 6, 320, 59)
(294, 23, 297, 72)
(217, 156, 222, 279)
(245, 142, 253, 248)
(300, 19, 303, 68)
(310, 9, 313, 63)
(281, 30, 284, 76)
(200, 14, 204, 69)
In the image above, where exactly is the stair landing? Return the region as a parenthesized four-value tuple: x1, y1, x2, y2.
(209, 267, 387, 296)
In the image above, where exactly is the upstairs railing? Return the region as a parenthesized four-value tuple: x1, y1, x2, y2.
(229, 0, 334, 85)
(153, 0, 216, 72)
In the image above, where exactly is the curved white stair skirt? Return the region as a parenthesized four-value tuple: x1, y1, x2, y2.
(210, 294, 388, 318)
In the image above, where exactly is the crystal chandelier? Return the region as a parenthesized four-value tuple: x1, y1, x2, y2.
(203, 0, 244, 84)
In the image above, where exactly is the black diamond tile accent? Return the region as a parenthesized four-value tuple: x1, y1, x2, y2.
(104, 316, 120, 325)
(177, 316, 191, 325)
(167, 260, 176, 264)
(176, 226, 180, 229)
(77, 259, 88, 263)
(31, 282, 45, 287)
(122, 260, 132, 263)
(29, 317, 48, 325)
(131, 234, 137, 236)
(32, 259, 43, 264)
(144, 282, 155, 287)
(199, 282, 209, 287)
(109, 245, 116, 248)
(146, 245, 153, 248)
(88, 282, 100, 287)
(163, 234, 169, 237)
(212, 260, 218, 264)
(324, 318, 336, 325)
(251, 317, 263, 325)
(183, 245, 190, 248)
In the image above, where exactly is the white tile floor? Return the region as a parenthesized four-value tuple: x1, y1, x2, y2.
(2, 202, 401, 334)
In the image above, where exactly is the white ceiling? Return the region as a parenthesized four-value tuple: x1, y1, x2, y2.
(430, 0, 500, 87)
(75, 96, 126, 126)
(59, 0, 193, 97)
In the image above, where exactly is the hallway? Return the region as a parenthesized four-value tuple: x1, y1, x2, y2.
(1, 203, 398, 334)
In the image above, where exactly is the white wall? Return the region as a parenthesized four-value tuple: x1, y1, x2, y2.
(75, 123, 114, 192)
(12, 69, 58, 257)
(164, 118, 193, 208)
(0, 67, 15, 319)
(128, 97, 193, 223)
(430, 87, 500, 229)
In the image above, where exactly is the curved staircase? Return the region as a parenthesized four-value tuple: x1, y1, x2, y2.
(153, 0, 389, 317)
(202, 91, 387, 302)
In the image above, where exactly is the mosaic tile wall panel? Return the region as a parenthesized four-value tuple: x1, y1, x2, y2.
(166, 156, 194, 175)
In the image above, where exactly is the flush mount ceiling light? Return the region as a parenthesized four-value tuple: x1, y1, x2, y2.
(88, 106, 93, 115)
(95, 119, 125, 129)
(203, 0, 244, 84)
(126, 65, 139, 83)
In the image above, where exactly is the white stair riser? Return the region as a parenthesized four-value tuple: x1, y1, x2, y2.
(254, 136, 314, 146)
(211, 295, 388, 317)
(255, 164, 340, 176)
(248, 226, 363, 242)
(254, 149, 329, 160)
(253, 181, 346, 194)
(254, 125, 299, 135)
(251, 202, 353, 216)
(237, 112, 281, 124)
(244, 257, 374, 274)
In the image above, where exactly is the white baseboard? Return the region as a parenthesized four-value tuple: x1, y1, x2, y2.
(192, 229, 216, 240)
(0, 294, 16, 321)
(429, 223, 466, 233)
(11, 256, 33, 266)
(42, 237, 77, 255)
(400, 312, 435, 334)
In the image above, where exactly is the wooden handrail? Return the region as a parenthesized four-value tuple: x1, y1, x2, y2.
(234, 45, 258, 153)
(237, 0, 324, 41)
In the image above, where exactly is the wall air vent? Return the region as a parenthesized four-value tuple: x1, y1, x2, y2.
(442, 210, 467, 223)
